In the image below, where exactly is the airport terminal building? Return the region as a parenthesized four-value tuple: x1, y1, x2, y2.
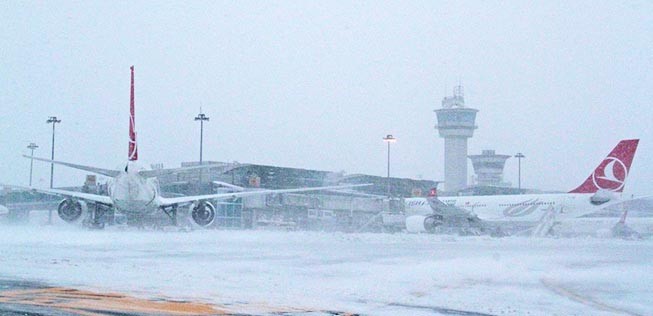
(153, 161, 438, 231)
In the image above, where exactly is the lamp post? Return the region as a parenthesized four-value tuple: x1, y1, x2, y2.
(514, 152, 525, 193)
(27, 143, 38, 186)
(46, 116, 61, 225)
(382, 134, 397, 197)
(47, 116, 61, 189)
(194, 111, 210, 188)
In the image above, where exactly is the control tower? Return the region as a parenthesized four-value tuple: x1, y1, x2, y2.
(469, 150, 511, 187)
(435, 86, 478, 192)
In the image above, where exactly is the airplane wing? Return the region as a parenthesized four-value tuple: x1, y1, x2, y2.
(23, 155, 120, 178)
(159, 183, 371, 206)
(322, 189, 381, 198)
(554, 194, 653, 221)
(599, 195, 653, 210)
(211, 180, 245, 191)
(1, 184, 113, 205)
(138, 163, 244, 178)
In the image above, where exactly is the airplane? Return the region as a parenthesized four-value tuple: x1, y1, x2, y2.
(16, 66, 368, 228)
(404, 139, 641, 234)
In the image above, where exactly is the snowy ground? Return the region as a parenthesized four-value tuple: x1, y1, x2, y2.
(0, 218, 651, 315)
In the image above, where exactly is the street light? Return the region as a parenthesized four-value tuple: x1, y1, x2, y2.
(382, 134, 397, 197)
(194, 111, 210, 187)
(46, 116, 61, 189)
(514, 152, 525, 193)
(27, 143, 38, 186)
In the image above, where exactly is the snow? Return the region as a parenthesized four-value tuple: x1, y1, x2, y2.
(0, 221, 651, 315)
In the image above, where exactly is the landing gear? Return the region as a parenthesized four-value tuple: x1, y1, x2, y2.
(84, 204, 112, 229)
(126, 215, 146, 229)
(161, 205, 178, 226)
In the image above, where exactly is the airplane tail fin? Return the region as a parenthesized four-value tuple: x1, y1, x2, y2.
(128, 65, 138, 161)
(569, 139, 639, 193)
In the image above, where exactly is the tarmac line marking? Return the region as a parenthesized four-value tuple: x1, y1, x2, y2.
(0, 285, 358, 316)
(540, 278, 644, 316)
(0, 287, 226, 315)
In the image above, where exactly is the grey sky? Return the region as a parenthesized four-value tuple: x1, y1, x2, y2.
(1, 1, 651, 195)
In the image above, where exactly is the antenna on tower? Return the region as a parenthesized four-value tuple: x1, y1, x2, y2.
(442, 82, 465, 109)
(454, 76, 464, 98)
(453, 85, 464, 98)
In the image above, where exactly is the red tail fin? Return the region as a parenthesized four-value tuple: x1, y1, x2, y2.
(569, 139, 639, 193)
(128, 66, 138, 161)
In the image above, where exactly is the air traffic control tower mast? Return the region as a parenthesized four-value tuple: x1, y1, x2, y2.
(435, 86, 478, 192)
(469, 150, 511, 187)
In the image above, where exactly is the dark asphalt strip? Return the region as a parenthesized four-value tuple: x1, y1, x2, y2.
(387, 303, 496, 316)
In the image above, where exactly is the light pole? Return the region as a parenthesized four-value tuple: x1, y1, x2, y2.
(383, 134, 397, 197)
(47, 116, 61, 189)
(194, 111, 210, 188)
(27, 143, 38, 186)
(515, 152, 525, 193)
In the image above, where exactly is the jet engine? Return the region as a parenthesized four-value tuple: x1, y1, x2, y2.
(590, 190, 616, 206)
(191, 201, 216, 227)
(405, 214, 443, 233)
(57, 198, 87, 223)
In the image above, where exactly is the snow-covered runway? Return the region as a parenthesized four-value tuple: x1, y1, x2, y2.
(0, 224, 650, 315)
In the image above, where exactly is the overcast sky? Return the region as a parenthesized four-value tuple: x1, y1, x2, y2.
(1, 1, 651, 195)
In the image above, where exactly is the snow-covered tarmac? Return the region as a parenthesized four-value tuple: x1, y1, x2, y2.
(0, 223, 651, 316)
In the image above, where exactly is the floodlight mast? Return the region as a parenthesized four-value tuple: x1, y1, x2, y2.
(46, 116, 61, 188)
(514, 152, 525, 193)
(27, 142, 38, 186)
(194, 111, 210, 185)
(383, 134, 397, 197)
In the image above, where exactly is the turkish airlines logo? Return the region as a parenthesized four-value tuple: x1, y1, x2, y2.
(503, 199, 541, 217)
(592, 157, 627, 192)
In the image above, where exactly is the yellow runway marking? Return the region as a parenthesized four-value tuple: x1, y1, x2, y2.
(0, 287, 225, 315)
(0, 286, 357, 315)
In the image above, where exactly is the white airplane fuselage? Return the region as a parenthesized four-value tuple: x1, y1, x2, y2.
(106, 162, 160, 214)
(404, 193, 612, 224)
